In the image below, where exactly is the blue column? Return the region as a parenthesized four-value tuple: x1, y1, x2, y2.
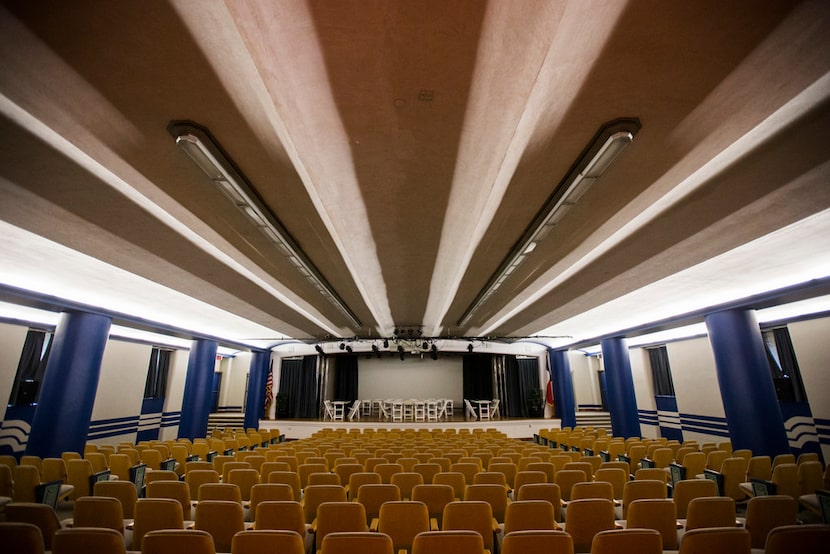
(25, 311, 111, 458)
(601, 337, 641, 438)
(549, 349, 576, 429)
(243, 350, 271, 432)
(177, 339, 218, 440)
(705, 309, 789, 456)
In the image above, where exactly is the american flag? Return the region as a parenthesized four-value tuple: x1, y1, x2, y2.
(263, 366, 273, 417)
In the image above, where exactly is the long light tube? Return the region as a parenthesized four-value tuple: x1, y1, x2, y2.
(458, 119, 640, 327)
(169, 121, 361, 329)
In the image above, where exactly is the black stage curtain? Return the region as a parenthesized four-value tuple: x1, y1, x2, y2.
(505, 356, 540, 417)
(648, 346, 676, 396)
(333, 355, 359, 402)
(278, 355, 319, 418)
(463, 354, 493, 401)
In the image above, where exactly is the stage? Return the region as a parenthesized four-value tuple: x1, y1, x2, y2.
(257, 417, 561, 440)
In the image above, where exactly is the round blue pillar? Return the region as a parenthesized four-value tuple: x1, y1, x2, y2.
(705, 309, 789, 456)
(177, 339, 218, 440)
(25, 311, 111, 458)
(601, 337, 641, 438)
(549, 349, 576, 429)
(243, 350, 271, 432)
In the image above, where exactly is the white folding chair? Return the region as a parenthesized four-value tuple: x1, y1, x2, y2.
(464, 399, 478, 421)
(426, 400, 439, 422)
(323, 400, 335, 421)
(348, 400, 361, 421)
(490, 399, 501, 420)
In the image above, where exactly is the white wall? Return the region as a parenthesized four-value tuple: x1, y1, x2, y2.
(630, 347, 659, 438)
(358, 356, 463, 402)
(220, 353, 250, 411)
(0, 322, 29, 419)
(159, 348, 190, 440)
(571, 353, 601, 410)
(788, 316, 830, 460)
(90, 339, 151, 444)
(668, 336, 728, 444)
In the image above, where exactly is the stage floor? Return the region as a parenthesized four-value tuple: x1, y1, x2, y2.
(258, 416, 560, 440)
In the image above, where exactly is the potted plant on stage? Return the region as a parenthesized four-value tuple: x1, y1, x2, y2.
(275, 392, 289, 419)
(528, 388, 544, 418)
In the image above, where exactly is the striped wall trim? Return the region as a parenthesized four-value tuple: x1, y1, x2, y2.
(578, 404, 604, 410)
(0, 419, 31, 452)
(816, 418, 830, 445)
(657, 410, 683, 430)
(138, 412, 162, 431)
(679, 412, 731, 438)
(638, 409, 659, 426)
(87, 415, 140, 441)
(784, 416, 821, 449)
(161, 411, 181, 428)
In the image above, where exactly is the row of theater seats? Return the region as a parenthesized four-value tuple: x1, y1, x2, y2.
(2, 424, 829, 552)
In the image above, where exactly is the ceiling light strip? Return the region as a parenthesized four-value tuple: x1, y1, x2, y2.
(458, 118, 640, 328)
(169, 121, 361, 329)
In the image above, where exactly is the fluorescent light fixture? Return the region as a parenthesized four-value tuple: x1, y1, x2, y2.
(458, 118, 640, 327)
(169, 121, 361, 329)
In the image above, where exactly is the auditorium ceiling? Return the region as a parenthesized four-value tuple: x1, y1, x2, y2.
(1, 1, 829, 349)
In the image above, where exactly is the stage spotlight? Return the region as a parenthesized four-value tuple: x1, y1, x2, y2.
(315, 344, 325, 355)
(467, 343, 474, 353)
(383, 339, 389, 349)
(345, 345, 353, 353)
(339, 342, 345, 350)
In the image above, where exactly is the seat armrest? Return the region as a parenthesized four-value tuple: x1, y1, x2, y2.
(370, 518, 379, 532)
(492, 518, 502, 533)
(429, 517, 439, 531)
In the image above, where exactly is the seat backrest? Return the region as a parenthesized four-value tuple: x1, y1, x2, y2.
(503, 500, 556, 535)
(746, 456, 772, 481)
(347, 472, 382, 500)
(500, 529, 573, 554)
(140, 529, 216, 554)
(194, 500, 245, 552)
(590, 528, 662, 554)
(94, 480, 138, 519)
(513, 470, 547, 492)
(73, 495, 125, 534)
(84, 452, 108, 473)
(411, 484, 454, 521)
(302, 484, 347, 524)
(720, 457, 749, 500)
(772, 454, 795, 469)
(594, 468, 627, 500)
(52, 527, 126, 554)
(634, 468, 669, 483)
(625, 498, 678, 549)
(571, 481, 614, 501)
(678, 527, 750, 554)
(253, 501, 306, 537)
(315, 501, 367, 550)
(0, 521, 45, 554)
(378, 501, 429, 550)
(320, 531, 394, 554)
(147, 480, 192, 519)
(561, 498, 616, 553)
(390, 472, 424, 500)
(198, 482, 242, 503)
(40, 458, 68, 483)
(554, 469, 588, 501)
(231, 530, 305, 554)
(622, 479, 666, 518)
(5, 502, 63, 549)
(441, 500, 496, 550)
(771, 463, 799, 499)
(227, 468, 260, 501)
(132, 498, 184, 549)
(763, 524, 830, 554)
(185, 469, 220, 500)
(682, 452, 706, 478)
(672, 478, 717, 519)
(684, 496, 736, 531)
(13, 465, 41, 502)
(411, 530, 484, 554)
(797, 460, 824, 496)
(463, 483, 510, 523)
(66, 459, 95, 500)
(249, 483, 294, 518)
(744, 495, 798, 549)
(432, 471, 466, 499)
(356, 483, 401, 525)
(516, 482, 562, 522)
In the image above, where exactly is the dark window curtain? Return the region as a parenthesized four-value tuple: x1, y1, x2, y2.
(647, 346, 676, 396)
(772, 327, 806, 403)
(505, 356, 540, 417)
(333, 355, 359, 402)
(144, 348, 171, 399)
(10, 329, 52, 405)
(278, 355, 319, 419)
(463, 354, 493, 400)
